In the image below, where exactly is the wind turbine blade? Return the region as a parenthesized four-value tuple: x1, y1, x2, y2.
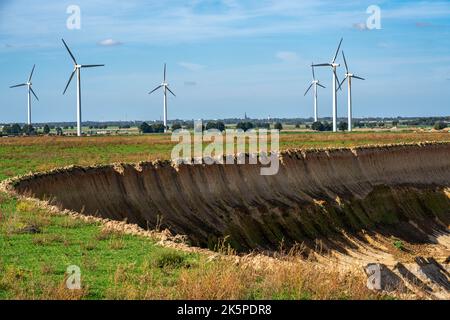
(10, 83, 27, 88)
(311, 64, 316, 80)
(342, 51, 349, 73)
(312, 63, 331, 67)
(62, 39, 77, 65)
(30, 87, 39, 101)
(353, 75, 365, 81)
(332, 38, 343, 63)
(335, 70, 342, 91)
(28, 64, 36, 82)
(164, 63, 167, 82)
(149, 85, 162, 94)
(81, 64, 105, 68)
(63, 70, 76, 95)
(304, 83, 313, 96)
(339, 76, 347, 89)
(317, 83, 326, 89)
(166, 86, 176, 97)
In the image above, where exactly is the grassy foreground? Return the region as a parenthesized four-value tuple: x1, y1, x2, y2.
(0, 131, 448, 299)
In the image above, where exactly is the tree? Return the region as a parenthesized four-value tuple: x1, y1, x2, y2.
(56, 127, 63, 136)
(311, 121, 324, 131)
(236, 122, 254, 131)
(255, 122, 270, 129)
(354, 121, 364, 128)
(338, 122, 347, 131)
(171, 123, 182, 131)
(8, 124, 21, 135)
(216, 121, 226, 132)
(205, 121, 226, 132)
(392, 120, 399, 127)
(139, 122, 153, 133)
(43, 124, 51, 135)
(22, 124, 36, 136)
(434, 121, 448, 130)
(151, 123, 166, 133)
(323, 122, 333, 131)
(274, 122, 283, 131)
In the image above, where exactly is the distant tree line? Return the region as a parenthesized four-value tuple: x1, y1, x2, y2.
(0, 124, 64, 136)
(89, 124, 108, 129)
(139, 122, 166, 133)
(236, 121, 281, 131)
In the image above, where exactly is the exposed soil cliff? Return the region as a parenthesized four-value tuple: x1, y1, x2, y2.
(8, 142, 450, 254)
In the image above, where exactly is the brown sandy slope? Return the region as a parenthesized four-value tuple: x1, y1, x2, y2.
(6, 142, 449, 251)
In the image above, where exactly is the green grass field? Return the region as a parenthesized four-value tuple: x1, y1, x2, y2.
(0, 131, 448, 299)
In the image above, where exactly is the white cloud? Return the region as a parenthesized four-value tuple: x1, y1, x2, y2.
(179, 62, 205, 72)
(2, 1, 450, 47)
(97, 39, 123, 46)
(275, 51, 299, 63)
(352, 22, 368, 31)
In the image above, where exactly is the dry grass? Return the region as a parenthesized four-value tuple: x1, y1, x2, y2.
(0, 265, 88, 300)
(105, 257, 384, 300)
(0, 200, 51, 236)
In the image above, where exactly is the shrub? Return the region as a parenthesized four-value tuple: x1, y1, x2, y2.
(155, 251, 189, 269)
(151, 123, 166, 133)
(22, 124, 36, 136)
(206, 121, 225, 132)
(274, 122, 283, 131)
(338, 122, 347, 131)
(139, 122, 153, 133)
(434, 121, 447, 130)
(56, 127, 63, 136)
(43, 124, 50, 134)
(171, 123, 182, 131)
(2, 123, 22, 136)
(236, 122, 254, 131)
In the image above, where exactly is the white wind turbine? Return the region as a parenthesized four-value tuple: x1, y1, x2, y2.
(10, 65, 39, 125)
(304, 64, 326, 122)
(148, 64, 176, 132)
(313, 38, 343, 132)
(339, 51, 365, 132)
(62, 39, 105, 137)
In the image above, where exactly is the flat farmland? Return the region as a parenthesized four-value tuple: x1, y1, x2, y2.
(0, 131, 448, 181)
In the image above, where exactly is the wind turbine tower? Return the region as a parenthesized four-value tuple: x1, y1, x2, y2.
(149, 64, 176, 132)
(62, 39, 105, 137)
(313, 38, 343, 132)
(10, 65, 39, 125)
(339, 51, 365, 132)
(304, 64, 326, 122)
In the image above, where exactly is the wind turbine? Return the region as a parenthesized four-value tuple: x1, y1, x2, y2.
(148, 64, 176, 132)
(61, 39, 104, 137)
(10, 65, 39, 125)
(339, 51, 365, 132)
(304, 64, 326, 122)
(313, 38, 343, 132)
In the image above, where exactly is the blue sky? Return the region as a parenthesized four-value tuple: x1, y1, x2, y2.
(0, 0, 449, 123)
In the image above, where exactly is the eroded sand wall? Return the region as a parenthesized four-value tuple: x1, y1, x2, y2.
(11, 143, 450, 250)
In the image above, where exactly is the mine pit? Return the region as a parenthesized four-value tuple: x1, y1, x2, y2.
(7, 143, 448, 252)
